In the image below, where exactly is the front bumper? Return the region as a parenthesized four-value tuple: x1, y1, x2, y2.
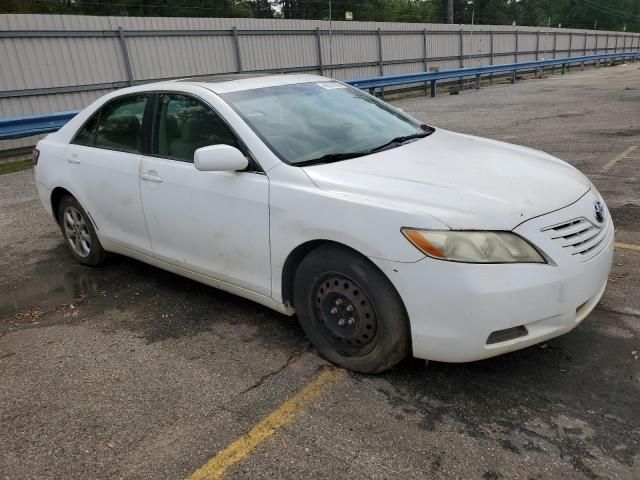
(372, 192, 614, 363)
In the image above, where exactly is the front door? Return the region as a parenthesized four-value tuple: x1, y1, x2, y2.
(138, 93, 271, 296)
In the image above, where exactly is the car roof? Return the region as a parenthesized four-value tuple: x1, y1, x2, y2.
(170, 73, 332, 94)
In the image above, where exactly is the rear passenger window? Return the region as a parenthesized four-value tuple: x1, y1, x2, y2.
(155, 94, 238, 163)
(93, 95, 148, 153)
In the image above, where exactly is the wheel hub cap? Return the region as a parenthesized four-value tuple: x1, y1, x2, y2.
(63, 206, 91, 258)
(316, 275, 377, 347)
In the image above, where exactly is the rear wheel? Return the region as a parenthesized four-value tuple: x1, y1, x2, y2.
(57, 195, 107, 266)
(293, 244, 410, 373)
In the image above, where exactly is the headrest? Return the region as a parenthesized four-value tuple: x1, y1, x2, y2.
(181, 114, 211, 142)
(102, 114, 140, 136)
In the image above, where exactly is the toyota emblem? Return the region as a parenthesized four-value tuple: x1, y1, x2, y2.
(594, 201, 605, 223)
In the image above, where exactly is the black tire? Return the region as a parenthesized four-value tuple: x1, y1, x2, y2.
(293, 244, 410, 373)
(57, 195, 107, 266)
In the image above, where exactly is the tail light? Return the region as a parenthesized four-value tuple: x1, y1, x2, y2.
(32, 148, 40, 166)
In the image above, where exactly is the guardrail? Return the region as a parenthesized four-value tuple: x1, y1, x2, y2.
(0, 111, 79, 141)
(346, 52, 640, 96)
(1, 52, 639, 142)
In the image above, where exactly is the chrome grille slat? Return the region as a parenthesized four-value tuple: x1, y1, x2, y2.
(558, 226, 599, 246)
(541, 216, 609, 262)
(568, 228, 606, 254)
(549, 219, 591, 237)
(564, 227, 600, 247)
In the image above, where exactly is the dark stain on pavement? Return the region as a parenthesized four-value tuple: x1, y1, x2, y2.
(376, 311, 640, 478)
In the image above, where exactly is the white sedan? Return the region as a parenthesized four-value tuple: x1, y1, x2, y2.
(34, 74, 613, 373)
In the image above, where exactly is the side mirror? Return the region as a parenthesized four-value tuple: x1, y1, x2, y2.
(194, 145, 249, 172)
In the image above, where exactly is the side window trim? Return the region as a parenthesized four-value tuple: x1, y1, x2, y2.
(140, 94, 157, 155)
(149, 90, 262, 172)
(71, 93, 151, 155)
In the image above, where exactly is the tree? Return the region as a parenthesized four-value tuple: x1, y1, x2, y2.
(0, 0, 637, 31)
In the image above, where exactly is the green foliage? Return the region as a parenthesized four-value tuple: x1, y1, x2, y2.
(0, 0, 637, 32)
(0, 160, 32, 175)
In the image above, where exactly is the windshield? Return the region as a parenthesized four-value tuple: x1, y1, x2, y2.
(221, 82, 429, 165)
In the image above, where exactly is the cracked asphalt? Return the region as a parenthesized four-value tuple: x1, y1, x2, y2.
(1, 63, 639, 479)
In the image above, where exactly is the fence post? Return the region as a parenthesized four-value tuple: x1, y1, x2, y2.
(536, 30, 540, 60)
(489, 30, 494, 84)
(315, 27, 323, 75)
(584, 32, 588, 56)
(614, 34, 618, 54)
(117, 27, 134, 86)
(423, 29, 428, 95)
(232, 27, 243, 72)
(458, 28, 464, 89)
(512, 29, 518, 83)
(568, 32, 572, 72)
(459, 28, 464, 68)
(377, 28, 384, 98)
(377, 28, 384, 76)
(568, 31, 573, 57)
(552, 30, 557, 74)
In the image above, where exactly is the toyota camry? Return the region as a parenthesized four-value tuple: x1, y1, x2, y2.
(33, 73, 614, 373)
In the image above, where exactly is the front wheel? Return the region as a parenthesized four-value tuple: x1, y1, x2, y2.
(293, 244, 410, 373)
(57, 195, 107, 266)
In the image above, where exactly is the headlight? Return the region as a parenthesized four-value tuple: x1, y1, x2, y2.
(401, 229, 546, 264)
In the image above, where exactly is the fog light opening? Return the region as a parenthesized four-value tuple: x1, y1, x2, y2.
(486, 325, 528, 345)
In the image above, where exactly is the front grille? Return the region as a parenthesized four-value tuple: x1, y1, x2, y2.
(542, 217, 609, 260)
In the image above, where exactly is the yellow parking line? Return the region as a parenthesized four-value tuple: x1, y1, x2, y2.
(187, 367, 346, 480)
(601, 145, 637, 172)
(615, 242, 640, 251)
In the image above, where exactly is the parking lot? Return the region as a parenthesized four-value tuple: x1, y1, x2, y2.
(1, 63, 639, 479)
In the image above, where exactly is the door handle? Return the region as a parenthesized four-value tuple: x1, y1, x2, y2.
(140, 172, 163, 183)
(67, 154, 80, 164)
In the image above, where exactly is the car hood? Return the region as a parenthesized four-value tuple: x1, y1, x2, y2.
(302, 128, 590, 230)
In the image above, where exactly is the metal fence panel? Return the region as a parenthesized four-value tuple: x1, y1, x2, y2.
(1, 13, 639, 155)
(240, 34, 317, 71)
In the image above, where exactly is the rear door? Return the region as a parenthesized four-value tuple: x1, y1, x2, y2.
(138, 92, 271, 295)
(63, 94, 153, 253)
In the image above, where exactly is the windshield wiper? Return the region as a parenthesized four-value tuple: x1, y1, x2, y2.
(295, 125, 434, 167)
(368, 128, 433, 154)
(295, 151, 371, 167)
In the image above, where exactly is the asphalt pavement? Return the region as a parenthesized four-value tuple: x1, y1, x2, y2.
(1, 62, 639, 480)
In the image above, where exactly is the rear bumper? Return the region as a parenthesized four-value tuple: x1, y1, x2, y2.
(35, 179, 54, 220)
(371, 222, 613, 362)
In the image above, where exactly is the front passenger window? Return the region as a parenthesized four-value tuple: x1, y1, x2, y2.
(156, 94, 238, 163)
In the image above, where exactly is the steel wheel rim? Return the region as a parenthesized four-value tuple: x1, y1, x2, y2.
(313, 274, 378, 356)
(63, 206, 91, 258)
